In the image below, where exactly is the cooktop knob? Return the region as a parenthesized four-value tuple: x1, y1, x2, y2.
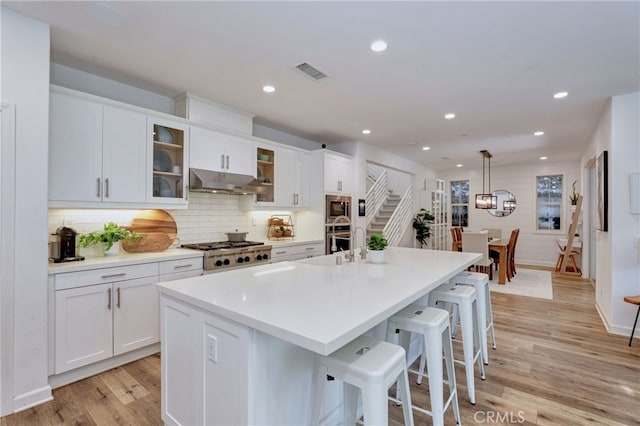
(256, 254, 263, 260)
(262, 253, 269, 260)
(215, 260, 223, 267)
(244, 256, 250, 262)
(237, 257, 244, 263)
(223, 258, 230, 265)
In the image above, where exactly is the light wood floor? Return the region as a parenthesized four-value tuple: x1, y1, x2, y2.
(2, 267, 639, 425)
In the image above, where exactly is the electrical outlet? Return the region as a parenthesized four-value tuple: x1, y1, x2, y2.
(207, 334, 218, 363)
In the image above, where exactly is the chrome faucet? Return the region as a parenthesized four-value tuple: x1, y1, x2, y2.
(353, 226, 367, 260)
(330, 215, 354, 262)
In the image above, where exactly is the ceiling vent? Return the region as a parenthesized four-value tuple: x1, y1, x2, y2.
(294, 62, 328, 80)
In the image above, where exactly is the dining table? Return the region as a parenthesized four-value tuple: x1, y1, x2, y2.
(488, 239, 508, 284)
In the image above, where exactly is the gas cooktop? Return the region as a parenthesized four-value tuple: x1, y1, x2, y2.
(182, 241, 265, 251)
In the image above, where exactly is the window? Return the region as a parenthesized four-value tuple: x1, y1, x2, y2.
(450, 180, 469, 227)
(537, 175, 563, 230)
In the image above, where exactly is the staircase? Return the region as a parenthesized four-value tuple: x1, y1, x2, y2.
(367, 192, 401, 235)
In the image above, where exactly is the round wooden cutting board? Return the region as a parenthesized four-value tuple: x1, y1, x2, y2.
(128, 209, 178, 240)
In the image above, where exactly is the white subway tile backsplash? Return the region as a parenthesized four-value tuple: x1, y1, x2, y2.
(49, 192, 305, 245)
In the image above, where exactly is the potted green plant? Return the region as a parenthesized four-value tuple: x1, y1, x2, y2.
(79, 222, 140, 256)
(367, 233, 388, 263)
(412, 208, 434, 248)
(569, 180, 580, 206)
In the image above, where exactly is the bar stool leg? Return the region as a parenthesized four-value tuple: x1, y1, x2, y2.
(442, 324, 461, 425)
(396, 361, 414, 426)
(361, 386, 388, 426)
(629, 305, 640, 346)
(486, 288, 497, 350)
(472, 300, 486, 380)
(425, 327, 445, 426)
(474, 283, 489, 365)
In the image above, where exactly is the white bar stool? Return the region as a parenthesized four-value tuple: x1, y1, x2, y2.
(450, 271, 496, 365)
(428, 283, 485, 405)
(311, 335, 414, 426)
(386, 305, 461, 426)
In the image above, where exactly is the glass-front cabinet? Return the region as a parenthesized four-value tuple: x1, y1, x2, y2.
(256, 146, 275, 203)
(148, 117, 188, 205)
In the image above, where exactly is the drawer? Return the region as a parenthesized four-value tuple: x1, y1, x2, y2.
(158, 269, 203, 283)
(55, 263, 158, 291)
(159, 257, 203, 275)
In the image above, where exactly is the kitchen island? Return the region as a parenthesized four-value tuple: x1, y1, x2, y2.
(157, 247, 481, 425)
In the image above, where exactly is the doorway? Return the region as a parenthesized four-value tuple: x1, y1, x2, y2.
(588, 162, 597, 285)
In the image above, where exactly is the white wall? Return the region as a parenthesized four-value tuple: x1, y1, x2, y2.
(586, 92, 640, 337)
(440, 161, 581, 267)
(253, 123, 322, 150)
(334, 141, 436, 248)
(51, 63, 175, 114)
(0, 8, 52, 414)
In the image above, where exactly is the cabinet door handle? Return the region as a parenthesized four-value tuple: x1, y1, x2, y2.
(101, 272, 126, 279)
(116, 287, 121, 308)
(96, 178, 101, 198)
(305, 247, 315, 250)
(107, 288, 112, 310)
(226, 155, 230, 170)
(275, 250, 287, 255)
(174, 264, 193, 269)
(221, 154, 225, 170)
(105, 178, 110, 198)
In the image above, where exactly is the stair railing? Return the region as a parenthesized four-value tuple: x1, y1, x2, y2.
(382, 185, 414, 247)
(365, 169, 388, 226)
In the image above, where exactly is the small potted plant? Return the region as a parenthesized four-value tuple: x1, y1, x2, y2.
(569, 180, 580, 207)
(367, 233, 388, 264)
(412, 209, 434, 248)
(79, 222, 140, 256)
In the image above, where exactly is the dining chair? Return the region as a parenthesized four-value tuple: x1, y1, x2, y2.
(508, 229, 520, 278)
(450, 227, 463, 252)
(461, 231, 493, 279)
(481, 228, 502, 240)
(492, 229, 519, 281)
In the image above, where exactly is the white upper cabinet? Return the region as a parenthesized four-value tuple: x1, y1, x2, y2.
(323, 152, 353, 195)
(276, 148, 309, 208)
(49, 91, 103, 203)
(49, 89, 173, 207)
(190, 126, 253, 176)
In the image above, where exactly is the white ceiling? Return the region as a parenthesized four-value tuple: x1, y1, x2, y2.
(5, 1, 640, 170)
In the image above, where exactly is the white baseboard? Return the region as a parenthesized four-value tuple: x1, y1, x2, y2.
(48, 343, 160, 389)
(595, 301, 639, 339)
(12, 385, 53, 414)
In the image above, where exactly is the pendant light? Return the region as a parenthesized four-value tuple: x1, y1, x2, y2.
(475, 150, 497, 209)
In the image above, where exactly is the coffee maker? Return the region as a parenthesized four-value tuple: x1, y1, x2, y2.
(49, 226, 85, 263)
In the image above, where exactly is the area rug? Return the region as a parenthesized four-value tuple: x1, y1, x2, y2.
(489, 268, 553, 300)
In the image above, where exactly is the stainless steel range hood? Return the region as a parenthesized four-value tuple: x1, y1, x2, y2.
(189, 168, 266, 194)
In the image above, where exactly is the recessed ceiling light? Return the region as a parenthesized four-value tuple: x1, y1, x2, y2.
(534, 131, 544, 136)
(456, 164, 463, 168)
(540, 156, 548, 160)
(370, 40, 388, 52)
(553, 91, 568, 99)
(444, 113, 456, 120)
(262, 85, 275, 93)
(362, 129, 371, 135)
(422, 146, 430, 151)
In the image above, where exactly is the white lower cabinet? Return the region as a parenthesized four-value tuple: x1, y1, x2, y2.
(53, 263, 160, 374)
(270, 241, 324, 263)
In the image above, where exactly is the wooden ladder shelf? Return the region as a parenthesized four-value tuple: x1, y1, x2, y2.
(558, 195, 583, 275)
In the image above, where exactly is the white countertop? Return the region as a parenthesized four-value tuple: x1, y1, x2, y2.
(48, 248, 203, 274)
(157, 247, 481, 355)
(260, 239, 324, 247)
